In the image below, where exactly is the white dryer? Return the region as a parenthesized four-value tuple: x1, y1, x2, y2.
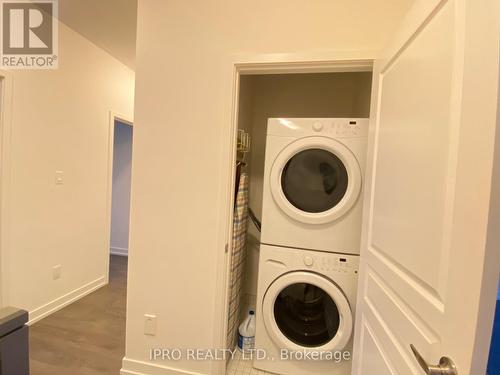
(261, 118, 368, 254)
(254, 244, 358, 375)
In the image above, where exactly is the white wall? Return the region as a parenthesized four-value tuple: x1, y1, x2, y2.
(124, 1, 413, 374)
(1, 21, 135, 322)
(238, 72, 373, 305)
(111, 121, 134, 256)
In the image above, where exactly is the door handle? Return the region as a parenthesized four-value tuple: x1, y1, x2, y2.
(410, 345, 458, 375)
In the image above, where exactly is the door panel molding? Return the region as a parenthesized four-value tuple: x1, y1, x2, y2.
(363, 299, 417, 374)
(367, 247, 444, 330)
(357, 316, 398, 375)
(366, 269, 439, 346)
(369, 0, 456, 300)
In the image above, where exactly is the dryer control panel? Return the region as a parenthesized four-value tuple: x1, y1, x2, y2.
(328, 119, 367, 138)
(267, 118, 369, 138)
(310, 119, 368, 138)
(301, 253, 359, 275)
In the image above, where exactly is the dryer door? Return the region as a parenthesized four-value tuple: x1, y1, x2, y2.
(262, 271, 353, 353)
(270, 137, 361, 224)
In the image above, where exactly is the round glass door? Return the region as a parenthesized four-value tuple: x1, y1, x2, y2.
(262, 271, 353, 352)
(281, 149, 349, 213)
(270, 137, 362, 225)
(274, 282, 340, 347)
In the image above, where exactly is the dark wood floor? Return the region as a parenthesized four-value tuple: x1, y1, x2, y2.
(30, 255, 128, 375)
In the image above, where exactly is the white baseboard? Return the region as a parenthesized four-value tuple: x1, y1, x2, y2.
(28, 276, 107, 325)
(121, 358, 205, 375)
(111, 246, 129, 257)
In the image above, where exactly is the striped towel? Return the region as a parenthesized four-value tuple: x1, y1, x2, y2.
(226, 173, 249, 351)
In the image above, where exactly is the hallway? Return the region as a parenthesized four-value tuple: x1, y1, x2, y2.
(29, 256, 127, 375)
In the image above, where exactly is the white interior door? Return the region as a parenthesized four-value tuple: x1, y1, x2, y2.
(352, 0, 500, 374)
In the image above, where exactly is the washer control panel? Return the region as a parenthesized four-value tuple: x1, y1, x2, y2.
(302, 254, 359, 275)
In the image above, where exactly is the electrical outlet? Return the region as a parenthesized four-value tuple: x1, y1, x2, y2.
(144, 314, 157, 336)
(53, 264, 62, 280)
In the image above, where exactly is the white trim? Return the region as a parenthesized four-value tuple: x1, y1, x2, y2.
(236, 59, 373, 75)
(105, 111, 133, 283)
(212, 58, 374, 375)
(121, 358, 206, 375)
(0, 71, 13, 309)
(28, 276, 106, 325)
(110, 246, 129, 257)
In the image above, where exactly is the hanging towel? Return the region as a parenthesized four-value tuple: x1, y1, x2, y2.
(226, 172, 249, 351)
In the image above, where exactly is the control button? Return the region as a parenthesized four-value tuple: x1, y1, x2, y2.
(312, 122, 323, 132)
(304, 256, 314, 266)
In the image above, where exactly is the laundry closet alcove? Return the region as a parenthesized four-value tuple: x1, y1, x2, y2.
(224, 70, 373, 375)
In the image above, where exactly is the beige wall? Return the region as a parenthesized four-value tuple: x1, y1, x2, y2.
(239, 72, 372, 303)
(1, 21, 135, 321)
(125, 1, 412, 374)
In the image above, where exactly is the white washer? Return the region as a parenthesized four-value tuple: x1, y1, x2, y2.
(254, 244, 358, 375)
(261, 118, 368, 254)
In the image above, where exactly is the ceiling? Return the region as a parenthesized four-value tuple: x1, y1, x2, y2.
(58, 0, 138, 70)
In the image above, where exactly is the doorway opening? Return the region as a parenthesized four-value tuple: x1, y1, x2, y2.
(105, 113, 133, 313)
(110, 118, 133, 258)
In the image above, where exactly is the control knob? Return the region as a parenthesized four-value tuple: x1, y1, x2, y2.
(303, 256, 314, 266)
(312, 122, 323, 132)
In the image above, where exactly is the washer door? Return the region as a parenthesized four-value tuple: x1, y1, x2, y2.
(270, 137, 361, 224)
(262, 271, 353, 353)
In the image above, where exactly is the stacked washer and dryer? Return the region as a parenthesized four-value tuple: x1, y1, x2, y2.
(253, 118, 368, 375)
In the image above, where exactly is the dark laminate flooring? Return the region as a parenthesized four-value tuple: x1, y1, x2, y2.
(30, 255, 128, 375)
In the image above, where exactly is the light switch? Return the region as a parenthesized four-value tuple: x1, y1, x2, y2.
(53, 264, 62, 280)
(144, 314, 157, 336)
(55, 171, 64, 185)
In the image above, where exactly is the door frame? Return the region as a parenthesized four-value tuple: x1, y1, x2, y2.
(212, 58, 374, 375)
(104, 111, 133, 284)
(0, 71, 13, 309)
